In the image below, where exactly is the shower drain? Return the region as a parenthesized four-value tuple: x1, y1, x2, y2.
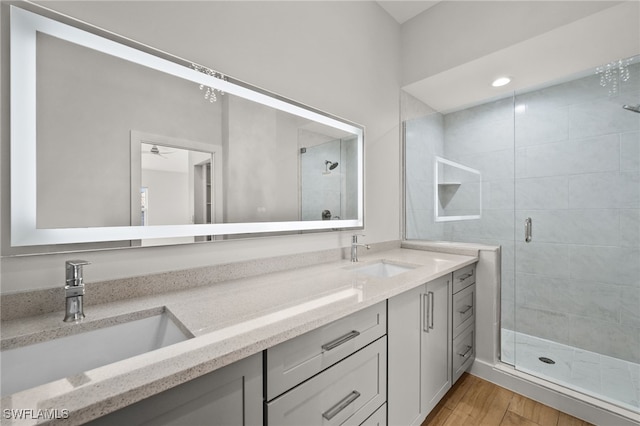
(539, 357, 555, 364)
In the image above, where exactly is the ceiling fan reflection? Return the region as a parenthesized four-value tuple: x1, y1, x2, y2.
(143, 144, 174, 159)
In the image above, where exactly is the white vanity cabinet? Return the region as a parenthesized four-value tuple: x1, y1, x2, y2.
(388, 274, 452, 426)
(265, 301, 387, 426)
(87, 353, 263, 426)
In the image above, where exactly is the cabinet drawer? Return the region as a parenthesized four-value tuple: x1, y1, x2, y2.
(452, 264, 476, 294)
(266, 337, 387, 426)
(452, 284, 475, 338)
(452, 322, 475, 383)
(266, 301, 386, 400)
(360, 403, 386, 426)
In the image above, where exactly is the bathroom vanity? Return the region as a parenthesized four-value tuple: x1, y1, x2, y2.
(0, 247, 476, 426)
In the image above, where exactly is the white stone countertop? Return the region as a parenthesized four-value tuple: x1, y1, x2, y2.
(0, 247, 477, 425)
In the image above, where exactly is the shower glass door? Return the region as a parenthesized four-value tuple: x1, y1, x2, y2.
(511, 55, 640, 413)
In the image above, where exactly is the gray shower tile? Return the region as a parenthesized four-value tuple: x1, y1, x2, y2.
(406, 179, 432, 211)
(515, 105, 569, 147)
(517, 134, 620, 178)
(444, 96, 513, 131)
(569, 171, 639, 209)
(522, 308, 571, 343)
(486, 179, 515, 210)
(567, 317, 638, 363)
(564, 210, 619, 246)
(569, 245, 640, 285)
(515, 273, 568, 311)
(516, 176, 569, 209)
(569, 95, 640, 139)
(515, 240, 569, 278)
(515, 73, 608, 111)
(620, 285, 640, 329)
(620, 209, 640, 248)
(445, 117, 513, 157)
(565, 281, 620, 323)
(621, 132, 640, 171)
(453, 149, 514, 181)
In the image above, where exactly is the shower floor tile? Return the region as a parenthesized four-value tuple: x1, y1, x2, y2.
(500, 329, 640, 413)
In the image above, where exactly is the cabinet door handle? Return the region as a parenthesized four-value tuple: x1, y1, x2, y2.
(458, 305, 473, 315)
(458, 345, 473, 359)
(428, 291, 435, 330)
(422, 293, 429, 333)
(321, 330, 360, 352)
(322, 390, 361, 420)
(525, 217, 532, 243)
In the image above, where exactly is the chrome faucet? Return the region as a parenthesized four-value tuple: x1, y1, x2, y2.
(351, 234, 370, 262)
(64, 260, 90, 322)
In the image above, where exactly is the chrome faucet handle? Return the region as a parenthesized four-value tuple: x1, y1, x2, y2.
(65, 260, 90, 286)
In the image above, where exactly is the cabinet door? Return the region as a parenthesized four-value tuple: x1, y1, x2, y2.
(388, 284, 424, 426)
(421, 274, 452, 414)
(87, 353, 262, 426)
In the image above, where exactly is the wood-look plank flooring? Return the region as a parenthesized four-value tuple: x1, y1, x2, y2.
(422, 373, 594, 426)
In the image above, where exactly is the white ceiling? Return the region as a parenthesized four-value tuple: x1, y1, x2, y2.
(376, 1, 440, 24)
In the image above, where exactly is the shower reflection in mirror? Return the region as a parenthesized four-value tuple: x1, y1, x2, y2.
(434, 156, 481, 222)
(300, 133, 358, 221)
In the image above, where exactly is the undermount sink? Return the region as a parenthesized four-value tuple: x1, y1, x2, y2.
(351, 260, 416, 278)
(0, 310, 192, 397)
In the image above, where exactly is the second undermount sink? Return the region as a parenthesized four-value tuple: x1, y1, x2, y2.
(351, 260, 416, 278)
(0, 310, 192, 397)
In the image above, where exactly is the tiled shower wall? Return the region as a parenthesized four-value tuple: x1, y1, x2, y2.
(405, 63, 640, 363)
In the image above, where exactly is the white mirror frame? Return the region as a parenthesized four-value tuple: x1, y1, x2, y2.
(10, 6, 364, 246)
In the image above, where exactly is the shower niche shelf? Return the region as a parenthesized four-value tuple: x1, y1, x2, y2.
(434, 157, 481, 222)
(437, 182, 461, 209)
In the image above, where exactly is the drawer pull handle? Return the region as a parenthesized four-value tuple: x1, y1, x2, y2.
(321, 330, 360, 352)
(458, 305, 473, 315)
(322, 390, 361, 420)
(458, 345, 473, 359)
(457, 271, 473, 281)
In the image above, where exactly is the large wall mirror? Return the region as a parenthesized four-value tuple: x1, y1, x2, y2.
(9, 6, 364, 249)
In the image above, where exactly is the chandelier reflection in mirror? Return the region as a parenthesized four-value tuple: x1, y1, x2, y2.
(191, 63, 227, 103)
(596, 57, 633, 95)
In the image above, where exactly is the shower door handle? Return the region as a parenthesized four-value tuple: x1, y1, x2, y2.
(525, 217, 532, 243)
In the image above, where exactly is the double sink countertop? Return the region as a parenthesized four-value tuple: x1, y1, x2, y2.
(0, 245, 478, 425)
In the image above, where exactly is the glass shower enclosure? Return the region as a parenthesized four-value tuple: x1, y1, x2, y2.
(403, 55, 640, 414)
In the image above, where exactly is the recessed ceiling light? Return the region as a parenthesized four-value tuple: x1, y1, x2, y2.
(491, 77, 512, 87)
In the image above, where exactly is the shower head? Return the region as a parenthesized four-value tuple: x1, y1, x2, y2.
(623, 104, 640, 113)
(325, 160, 339, 170)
